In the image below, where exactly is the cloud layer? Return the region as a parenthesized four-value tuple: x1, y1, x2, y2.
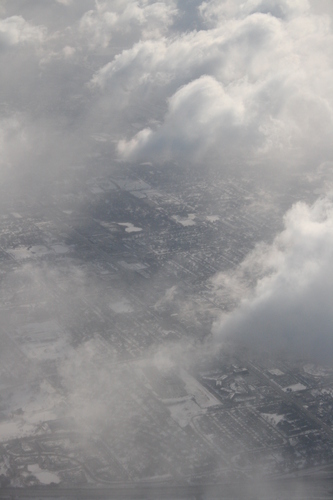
(1, 0, 332, 187)
(112, 0, 333, 170)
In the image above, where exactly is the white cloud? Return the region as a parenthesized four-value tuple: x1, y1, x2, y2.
(0, 16, 46, 47)
(101, 4, 333, 169)
(213, 195, 333, 360)
(1, 1, 331, 182)
(0, 1, 331, 198)
(199, 0, 310, 26)
(79, 0, 177, 49)
(117, 75, 250, 162)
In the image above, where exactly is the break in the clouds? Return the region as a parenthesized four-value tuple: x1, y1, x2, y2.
(213, 193, 333, 360)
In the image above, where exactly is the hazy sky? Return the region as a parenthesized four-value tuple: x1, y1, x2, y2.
(1, 0, 333, 361)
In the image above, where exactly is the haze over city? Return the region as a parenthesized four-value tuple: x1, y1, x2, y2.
(0, 1, 333, 498)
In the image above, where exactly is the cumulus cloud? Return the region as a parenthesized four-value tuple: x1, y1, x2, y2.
(199, 0, 311, 26)
(0, 0, 331, 188)
(117, 75, 250, 163)
(213, 195, 333, 360)
(108, 0, 333, 170)
(79, 0, 177, 50)
(0, 15, 45, 48)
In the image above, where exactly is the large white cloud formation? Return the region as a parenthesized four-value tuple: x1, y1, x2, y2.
(213, 194, 333, 360)
(79, 0, 177, 49)
(113, 0, 333, 170)
(0, 0, 332, 183)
